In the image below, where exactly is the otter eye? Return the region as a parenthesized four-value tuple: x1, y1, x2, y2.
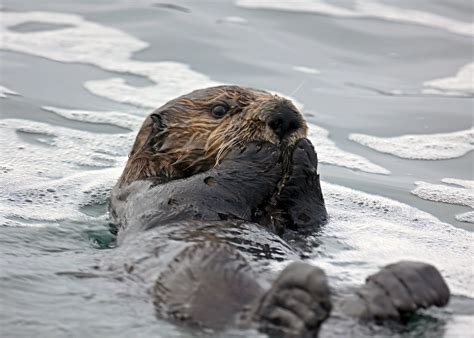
(211, 104, 229, 119)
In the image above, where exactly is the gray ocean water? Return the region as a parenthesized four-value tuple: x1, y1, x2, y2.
(0, 1, 473, 337)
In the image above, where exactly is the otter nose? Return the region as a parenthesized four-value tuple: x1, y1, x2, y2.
(267, 106, 301, 140)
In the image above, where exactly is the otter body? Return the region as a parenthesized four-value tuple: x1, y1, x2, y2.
(108, 86, 450, 337)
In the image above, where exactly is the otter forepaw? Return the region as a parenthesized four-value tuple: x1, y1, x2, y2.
(368, 261, 450, 311)
(341, 261, 450, 321)
(278, 138, 327, 233)
(251, 262, 332, 337)
(292, 138, 319, 170)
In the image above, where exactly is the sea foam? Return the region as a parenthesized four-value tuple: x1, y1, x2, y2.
(1, 11, 393, 175)
(0, 85, 19, 98)
(3, 117, 470, 296)
(0, 108, 388, 227)
(412, 179, 473, 207)
(456, 211, 474, 223)
(41, 106, 143, 131)
(43, 107, 390, 175)
(349, 128, 474, 160)
(0, 11, 218, 108)
(1, 6, 472, 333)
(313, 181, 474, 297)
(236, 0, 474, 37)
(423, 62, 474, 97)
(1, 110, 471, 298)
(2, 10, 470, 296)
(0, 117, 130, 226)
(411, 179, 474, 223)
(309, 124, 389, 174)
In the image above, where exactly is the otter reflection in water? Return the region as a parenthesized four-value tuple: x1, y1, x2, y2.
(108, 86, 449, 337)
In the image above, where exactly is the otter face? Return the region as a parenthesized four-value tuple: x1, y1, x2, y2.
(121, 85, 308, 184)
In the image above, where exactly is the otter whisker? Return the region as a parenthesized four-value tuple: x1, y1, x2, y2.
(290, 79, 306, 96)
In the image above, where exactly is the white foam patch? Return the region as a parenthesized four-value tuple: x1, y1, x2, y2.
(349, 128, 474, 160)
(412, 179, 473, 207)
(423, 63, 474, 97)
(456, 211, 474, 223)
(42, 106, 144, 131)
(293, 65, 320, 75)
(236, 0, 474, 37)
(0, 11, 218, 108)
(412, 179, 474, 224)
(308, 123, 390, 174)
(312, 182, 474, 297)
(0, 118, 131, 226)
(445, 315, 474, 338)
(221, 16, 248, 24)
(442, 178, 474, 190)
(237, 0, 360, 17)
(0, 85, 19, 98)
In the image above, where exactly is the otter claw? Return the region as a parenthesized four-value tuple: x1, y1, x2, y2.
(223, 142, 279, 163)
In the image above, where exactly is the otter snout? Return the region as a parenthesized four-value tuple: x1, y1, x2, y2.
(266, 105, 302, 140)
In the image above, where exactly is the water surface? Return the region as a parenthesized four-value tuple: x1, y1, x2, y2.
(1, 1, 472, 337)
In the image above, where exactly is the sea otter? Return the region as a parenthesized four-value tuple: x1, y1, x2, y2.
(108, 86, 450, 337)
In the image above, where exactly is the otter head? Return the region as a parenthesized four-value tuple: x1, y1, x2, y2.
(120, 85, 308, 185)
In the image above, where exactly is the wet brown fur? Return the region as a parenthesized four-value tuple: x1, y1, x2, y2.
(119, 86, 308, 186)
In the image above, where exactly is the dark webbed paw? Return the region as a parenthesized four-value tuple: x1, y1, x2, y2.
(251, 262, 332, 337)
(211, 142, 283, 213)
(278, 138, 327, 234)
(159, 142, 283, 223)
(341, 261, 450, 321)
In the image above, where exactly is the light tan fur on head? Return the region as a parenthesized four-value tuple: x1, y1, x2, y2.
(120, 85, 308, 185)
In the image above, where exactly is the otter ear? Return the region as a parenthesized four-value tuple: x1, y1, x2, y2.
(129, 113, 166, 157)
(150, 113, 165, 130)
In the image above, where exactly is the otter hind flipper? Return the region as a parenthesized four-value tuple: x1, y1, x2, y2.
(153, 242, 264, 328)
(248, 262, 332, 337)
